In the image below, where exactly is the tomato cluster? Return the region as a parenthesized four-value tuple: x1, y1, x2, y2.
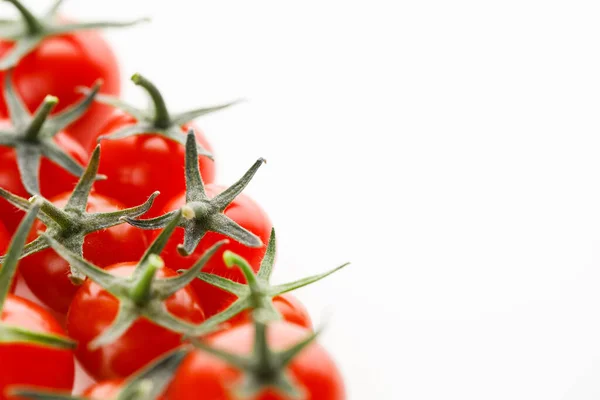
(0, 2, 347, 400)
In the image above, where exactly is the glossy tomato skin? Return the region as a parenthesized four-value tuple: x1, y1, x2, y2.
(156, 185, 271, 318)
(0, 121, 88, 233)
(0, 28, 120, 149)
(67, 263, 205, 381)
(19, 193, 149, 314)
(270, 294, 313, 330)
(165, 321, 345, 400)
(82, 380, 124, 399)
(229, 293, 313, 331)
(91, 111, 215, 216)
(0, 219, 9, 254)
(0, 295, 75, 400)
(82, 379, 167, 400)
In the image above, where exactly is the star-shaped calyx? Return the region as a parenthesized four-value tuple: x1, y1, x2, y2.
(0, 145, 159, 283)
(83, 72, 239, 156)
(0, 72, 103, 195)
(192, 313, 320, 399)
(10, 346, 191, 400)
(0, 0, 148, 70)
(0, 202, 75, 350)
(123, 130, 265, 256)
(42, 212, 227, 349)
(190, 228, 349, 335)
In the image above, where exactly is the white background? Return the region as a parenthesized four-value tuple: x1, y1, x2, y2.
(8, 1, 600, 399)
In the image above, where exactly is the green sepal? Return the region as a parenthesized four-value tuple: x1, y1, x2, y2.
(189, 228, 349, 335)
(0, 198, 41, 309)
(0, 73, 103, 194)
(4, 391, 86, 400)
(0, 0, 148, 69)
(117, 346, 190, 400)
(191, 318, 319, 399)
(0, 200, 76, 351)
(124, 130, 264, 256)
(9, 347, 190, 400)
(0, 324, 75, 349)
(0, 146, 158, 283)
(41, 216, 228, 349)
(90, 73, 238, 157)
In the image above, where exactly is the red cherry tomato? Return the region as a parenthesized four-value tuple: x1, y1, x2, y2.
(0, 120, 88, 232)
(157, 184, 271, 318)
(67, 262, 205, 381)
(0, 220, 9, 253)
(92, 112, 215, 216)
(82, 379, 167, 400)
(81, 379, 124, 399)
(19, 193, 149, 314)
(0, 295, 75, 400)
(0, 29, 120, 149)
(166, 321, 345, 400)
(269, 294, 313, 330)
(229, 293, 313, 331)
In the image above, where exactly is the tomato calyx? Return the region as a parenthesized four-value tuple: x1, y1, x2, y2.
(189, 228, 348, 335)
(193, 316, 319, 399)
(123, 130, 264, 255)
(0, 0, 149, 70)
(0, 146, 159, 283)
(0, 201, 75, 350)
(0, 73, 103, 195)
(114, 347, 189, 400)
(10, 347, 190, 400)
(41, 213, 227, 349)
(85, 73, 238, 156)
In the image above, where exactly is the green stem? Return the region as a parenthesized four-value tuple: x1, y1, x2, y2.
(130, 255, 162, 306)
(24, 96, 58, 141)
(181, 204, 196, 220)
(223, 250, 261, 288)
(37, 198, 73, 231)
(253, 320, 276, 378)
(5, 0, 45, 35)
(223, 251, 269, 311)
(131, 73, 171, 129)
(183, 201, 216, 222)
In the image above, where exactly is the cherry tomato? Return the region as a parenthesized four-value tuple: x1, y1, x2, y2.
(0, 120, 88, 233)
(156, 184, 271, 318)
(0, 295, 75, 400)
(82, 379, 167, 400)
(67, 262, 205, 381)
(92, 112, 215, 217)
(229, 293, 313, 331)
(166, 321, 345, 400)
(81, 380, 124, 399)
(269, 294, 313, 330)
(19, 193, 149, 314)
(0, 219, 9, 254)
(0, 29, 120, 149)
